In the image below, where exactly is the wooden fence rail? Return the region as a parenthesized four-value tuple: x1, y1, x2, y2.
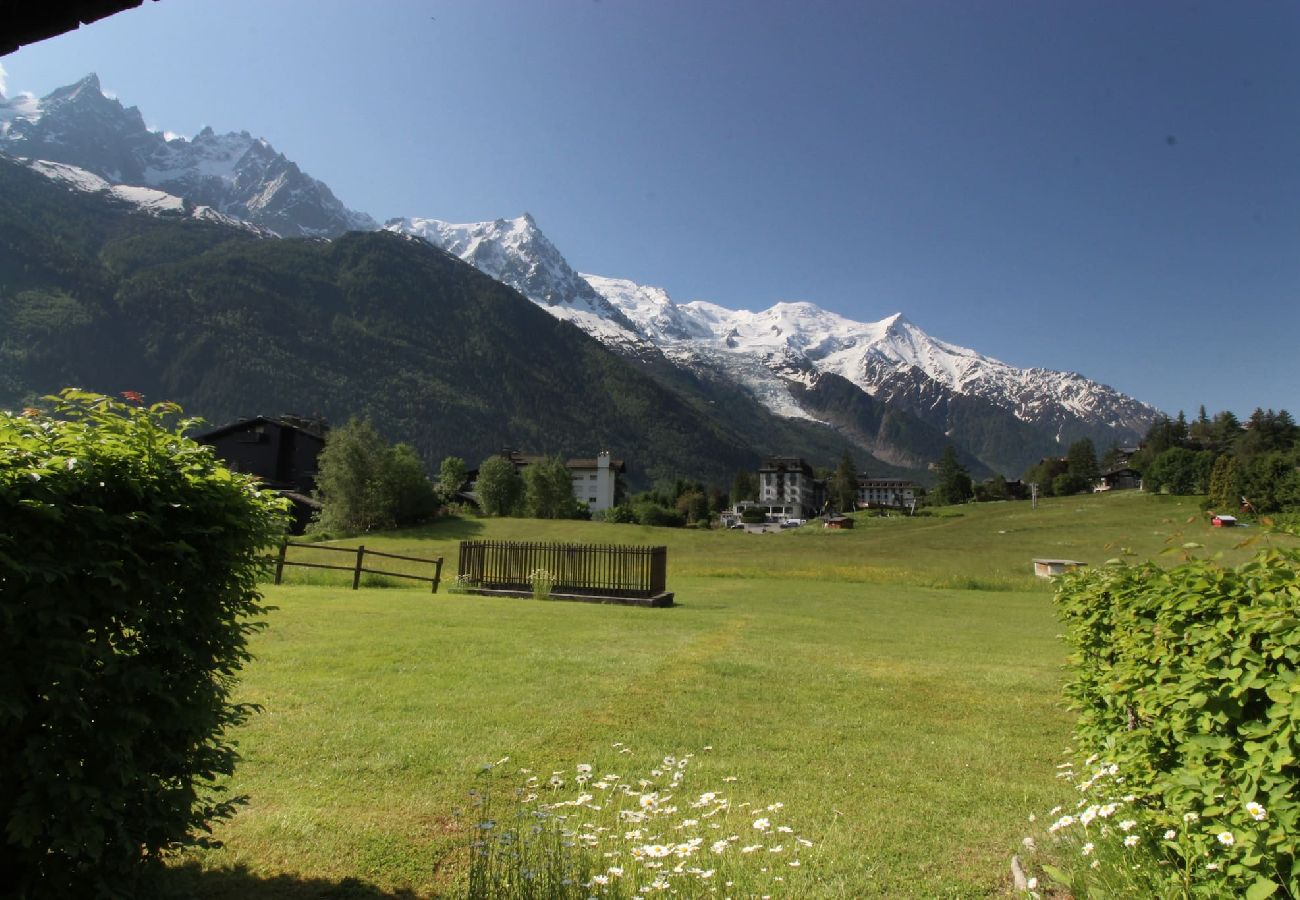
(272, 541, 443, 592)
(457, 540, 667, 600)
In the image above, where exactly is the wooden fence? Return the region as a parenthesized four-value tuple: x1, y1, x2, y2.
(457, 540, 668, 600)
(272, 541, 443, 592)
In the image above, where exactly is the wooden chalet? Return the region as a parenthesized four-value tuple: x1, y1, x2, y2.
(195, 415, 327, 533)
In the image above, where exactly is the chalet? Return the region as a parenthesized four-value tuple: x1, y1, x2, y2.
(498, 449, 626, 512)
(1095, 468, 1142, 492)
(856, 477, 918, 510)
(823, 515, 854, 530)
(195, 415, 327, 533)
(759, 456, 820, 519)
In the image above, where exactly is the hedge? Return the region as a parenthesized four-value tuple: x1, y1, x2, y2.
(0, 390, 287, 897)
(1055, 549, 1300, 897)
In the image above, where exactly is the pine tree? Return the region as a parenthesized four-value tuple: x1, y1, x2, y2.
(933, 445, 973, 505)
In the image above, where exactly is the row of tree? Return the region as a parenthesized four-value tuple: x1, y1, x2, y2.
(1134, 408, 1300, 512)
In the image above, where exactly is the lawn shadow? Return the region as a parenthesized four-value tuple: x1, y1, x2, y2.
(398, 516, 487, 542)
(153, 861, 423, 900)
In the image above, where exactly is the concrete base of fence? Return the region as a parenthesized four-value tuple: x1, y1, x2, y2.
(465, 588, 675, 608)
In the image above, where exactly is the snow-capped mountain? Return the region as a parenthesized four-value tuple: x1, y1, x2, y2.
(386, 207, 1158, 457)
(0, 74, 375, 237)
(19, 158, 276, 235)
(583, 277, 1156, 439)
(384, 214, 646, 349)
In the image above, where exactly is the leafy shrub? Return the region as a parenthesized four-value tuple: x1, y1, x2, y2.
(1052, 550, 1300, 898)
(634, 501, 685, 528)
(0, 390, 287, 897)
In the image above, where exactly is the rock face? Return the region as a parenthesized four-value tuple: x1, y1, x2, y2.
(0, 74, 375, 237)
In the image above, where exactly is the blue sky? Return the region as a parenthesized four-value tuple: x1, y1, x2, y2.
(4, 0, 1298, 418)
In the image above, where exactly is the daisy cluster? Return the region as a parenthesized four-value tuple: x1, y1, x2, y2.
(1020, 755, 1271, 898)
(464, 744, 813, 898)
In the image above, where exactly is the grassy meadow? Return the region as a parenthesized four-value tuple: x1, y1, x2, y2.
(163, 492, 1293, 898)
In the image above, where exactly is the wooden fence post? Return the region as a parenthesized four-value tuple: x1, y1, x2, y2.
(353, 544, 365, 590)
(432, 557, 443, 594)
(275, 539, 288, 585)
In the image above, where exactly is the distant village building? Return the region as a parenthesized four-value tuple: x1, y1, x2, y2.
(759, 456, 820, 519)
(1095, 468, 1142, 492)
(1211, 514, 1237, 528)
(856, 477, 918, 510)
(196, 415, 327, 533)
(499, 449, 626, 512)
(823, 515, 854, 530)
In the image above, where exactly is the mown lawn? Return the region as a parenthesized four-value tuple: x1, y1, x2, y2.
(163, 493, 1292, 898)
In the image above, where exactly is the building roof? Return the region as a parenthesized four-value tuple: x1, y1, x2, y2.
(193, 415, 328, 443)
(501, 450, 626, 473)
(857, 478, 917, 487)
(759, 456, 814, 474)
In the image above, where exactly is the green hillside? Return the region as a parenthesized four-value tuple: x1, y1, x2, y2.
(0, 157, 921, 486)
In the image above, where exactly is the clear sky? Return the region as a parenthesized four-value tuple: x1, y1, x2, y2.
(4, 0, 1298, 418)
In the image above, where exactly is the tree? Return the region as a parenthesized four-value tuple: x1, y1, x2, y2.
(313, 419, 391, 533)
(1207, 453, 1239, 512)
(731, 470, 758, 504)
(313, 420, 437, 533)
(1066, 438, 1100, 486)
(827, 451, 859, 513)
(383, 443, 440, 525)
(476, 454, 523, 517)
(932, 445, 973, 506)
(525, 455, 579, 519)
(437, 455, 468, 499)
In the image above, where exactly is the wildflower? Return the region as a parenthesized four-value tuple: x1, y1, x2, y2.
(121, 390, 144, 403)
(703, 745, 713, 751)
(1080, 806, 1098, 826)
(710, 839, 729, 853)
(22, 407, 40, 417)
(1022, 837, 1036, 852)
(1163, 829, 1177, 840)
(698, 869, 714, 878)
(1217, 831, 1234, 847)
(1049, 805, 1063, 816)
(1090, 860, 1100, 869)
(608, 866, 623, 877)
(796, 838, 813, 847)
(639, 793, 659, 811)
(741, 844, 762, 853)
(1124, 835, 1140, 848)
(1183, 812, 1199, 823)
(1099, 803, 1117, 817)
(588, 874, 609, 886)
(550, 775, 564, 788)
(1246, 801, 1267, 821)
(777, 825, 793, 833)
(753, 817, 771, 831)
(768, 845, 783, 852)
(1206, 862, 1220, 871)
(1118, 819, 1136, 832)
(1081, 842, 1094, 856)
(788, 859, 801, 867)
(1027, 877, 1038, 890)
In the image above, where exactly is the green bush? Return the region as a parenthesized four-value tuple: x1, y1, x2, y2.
(0, 390, 287, 897)
(1054, 549, 1300, 898)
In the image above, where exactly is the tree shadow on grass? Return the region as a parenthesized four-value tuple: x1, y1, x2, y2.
(394, 516, 487, 542)
(152, 862, 424, 900)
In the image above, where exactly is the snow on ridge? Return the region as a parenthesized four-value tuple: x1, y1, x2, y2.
(20, 157, 275, 235)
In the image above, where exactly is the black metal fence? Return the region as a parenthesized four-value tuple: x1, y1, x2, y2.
(457, 540, 667, 599)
